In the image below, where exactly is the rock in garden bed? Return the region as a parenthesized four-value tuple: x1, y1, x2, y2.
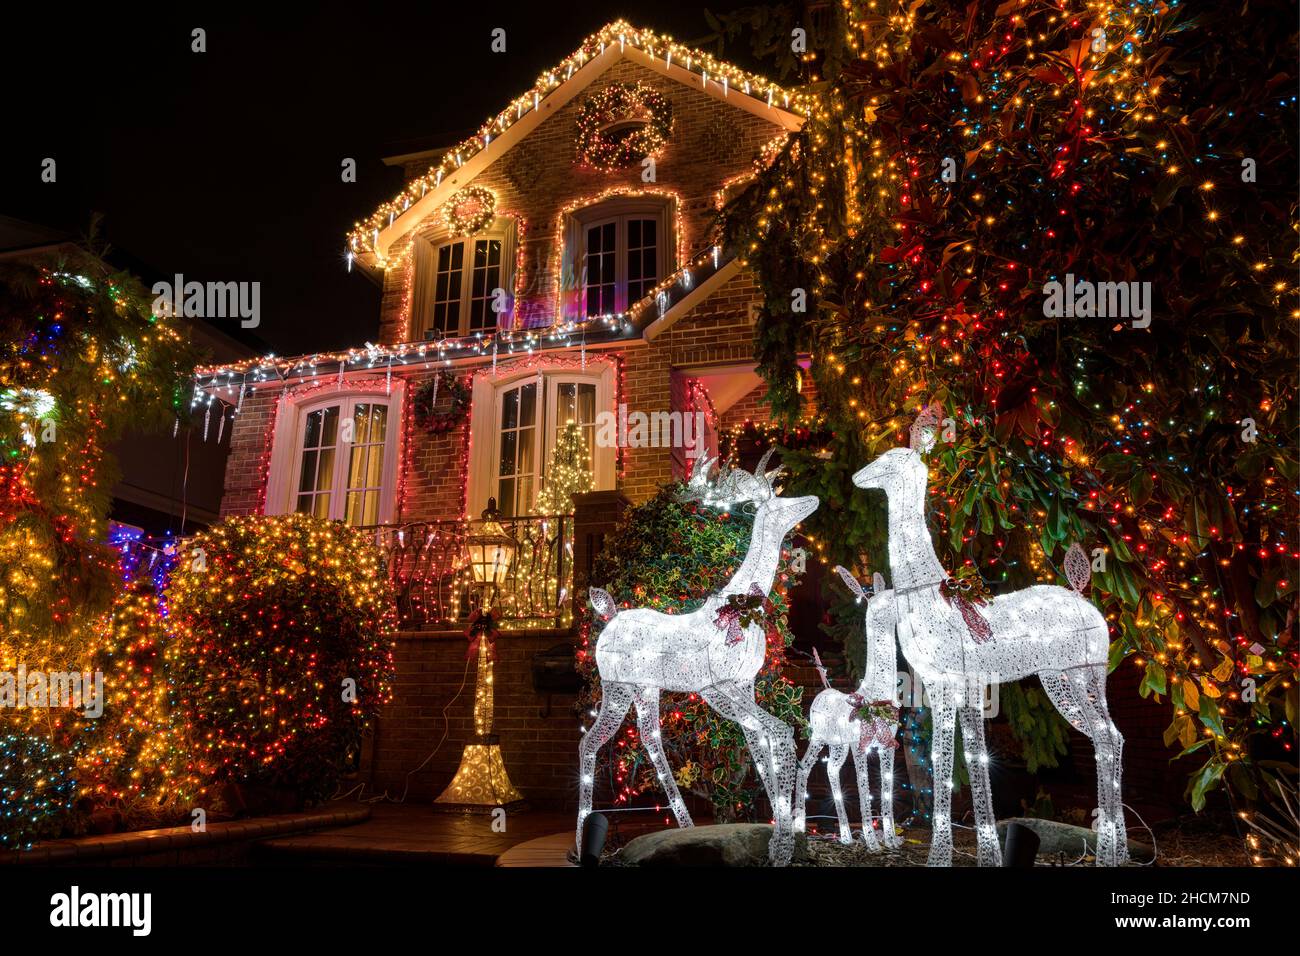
(996, 817, 1155, 863)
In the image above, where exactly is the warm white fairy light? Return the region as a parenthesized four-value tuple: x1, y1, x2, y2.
(852, 407, 1127, 866)
(795, 571, 903, 851)
(577, 452, 818, 866)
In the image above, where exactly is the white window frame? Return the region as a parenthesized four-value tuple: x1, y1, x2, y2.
(561, 197, 674, 320)
(466, 363, 615, 518)
(411, 220, 515, 340)
(264, 382, 405, 526)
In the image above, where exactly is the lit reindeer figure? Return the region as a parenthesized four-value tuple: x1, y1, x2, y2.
(794, 569, 903, 851)
(578, 452, 818, 866)
(853, 406, 1127, 866)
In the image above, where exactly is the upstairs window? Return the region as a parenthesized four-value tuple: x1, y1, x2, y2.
(412, 225, 512, 339)
(563, 197, 673, 320)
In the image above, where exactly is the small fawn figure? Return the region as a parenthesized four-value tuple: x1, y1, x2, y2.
(794, 570, 902, 850)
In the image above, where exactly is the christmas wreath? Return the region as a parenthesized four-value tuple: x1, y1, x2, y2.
(575, 82, 673, 171)
(412, 372, 471, 433)
(440, 186, 496, 238)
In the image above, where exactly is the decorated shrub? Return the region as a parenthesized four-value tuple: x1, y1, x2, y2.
(0, 730, 79, 849)
(576, 483, 805, 821)
(77, 579, 212, 827)
(164, 514, 397, 803)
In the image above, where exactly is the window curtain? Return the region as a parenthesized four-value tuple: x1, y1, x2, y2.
(410, 236, 438, 336)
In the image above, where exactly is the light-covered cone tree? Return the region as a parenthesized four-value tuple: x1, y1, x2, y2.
(537, 420, 593, 516)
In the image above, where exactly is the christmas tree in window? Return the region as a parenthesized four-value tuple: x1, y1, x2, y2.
(537, 420, 592, 515)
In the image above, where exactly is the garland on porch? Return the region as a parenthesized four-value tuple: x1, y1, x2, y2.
(412, 371, 471, 434)
(574, 82, 673, 171)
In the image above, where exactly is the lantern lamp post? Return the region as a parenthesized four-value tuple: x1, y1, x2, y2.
(435, 498, 526, 811)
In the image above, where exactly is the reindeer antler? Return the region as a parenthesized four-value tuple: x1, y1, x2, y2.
(679, 457, 756, 508)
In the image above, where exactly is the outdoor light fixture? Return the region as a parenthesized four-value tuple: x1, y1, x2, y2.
(434, 497, 525, 813)
(465, 497, 516, 596)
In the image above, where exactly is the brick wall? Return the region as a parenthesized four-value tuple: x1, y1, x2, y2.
(218, 388, 278, 517)
(364, 630, 582, 808)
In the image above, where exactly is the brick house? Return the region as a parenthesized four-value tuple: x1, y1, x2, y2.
(194, 21, 813, 807)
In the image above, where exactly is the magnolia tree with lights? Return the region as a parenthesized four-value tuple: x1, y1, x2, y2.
(577, 453, 817, 866)
(718, 0, 1297, 858)
(855, 408, 1125, 866)
(795, 570, 903, 850)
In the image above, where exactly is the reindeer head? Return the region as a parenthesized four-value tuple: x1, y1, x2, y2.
(852, 405, 939, 498)
(682, 450, 818, 531)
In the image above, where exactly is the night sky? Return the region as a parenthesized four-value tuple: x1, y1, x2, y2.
(1, 2, 765, 356)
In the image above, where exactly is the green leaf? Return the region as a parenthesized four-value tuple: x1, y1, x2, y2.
(1129, 471, 1154, 507)
(1144, 661, 1168, 696)
(1190, 760, 1225, 812)
(1198, 696, 1225, 738)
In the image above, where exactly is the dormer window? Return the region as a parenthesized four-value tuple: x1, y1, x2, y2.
(411, 223, 513, 339)
(562, 196, 674, 320)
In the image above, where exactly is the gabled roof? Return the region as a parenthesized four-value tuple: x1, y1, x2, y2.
(345, 19, 805, 271)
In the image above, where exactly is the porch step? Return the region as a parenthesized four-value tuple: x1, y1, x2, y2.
(251, 804, 577, 867)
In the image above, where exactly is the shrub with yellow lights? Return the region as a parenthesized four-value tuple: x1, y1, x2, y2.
(77, 580, 213, 827)
(164, 514, 397, 802)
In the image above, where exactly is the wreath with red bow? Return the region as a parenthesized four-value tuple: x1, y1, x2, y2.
(939, 568, 995, 644)
(413, 371, 470, 434)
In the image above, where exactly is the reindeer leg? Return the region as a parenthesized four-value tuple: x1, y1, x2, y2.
(879, 739, 902, 848)
(577, 681, 635, 854)
(794, 736, 823, 834)
(1072, 667, 1127, 866)
(633, 686, 693, 829)
(928, 680, 958, 867)
(852, 745, 881, 851)
(703, 682, 797, 866)
(826, 744, 853, 844)
(1087, 665, 1127, 865)
(958, 698, 1002, 866)
(1044, 668, 1121, 865)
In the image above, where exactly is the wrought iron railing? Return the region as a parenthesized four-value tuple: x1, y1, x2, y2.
(364, 514, 573, 630)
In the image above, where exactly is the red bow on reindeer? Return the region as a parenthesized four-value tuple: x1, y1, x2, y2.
(846, 694, 900, 753)
(713, 584, 773, 646)
(465, 607, 500, 662)
(939, 575, 995, 644)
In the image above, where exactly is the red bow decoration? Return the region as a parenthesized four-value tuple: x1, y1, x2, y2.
(713, 584, 772, 646)
(939, 576, 994, 644)
(847, 694, 900, 753)
(465, 607, 500, 662)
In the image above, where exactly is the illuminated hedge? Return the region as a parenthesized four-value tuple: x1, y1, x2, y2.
(164, 514, 397, 802)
